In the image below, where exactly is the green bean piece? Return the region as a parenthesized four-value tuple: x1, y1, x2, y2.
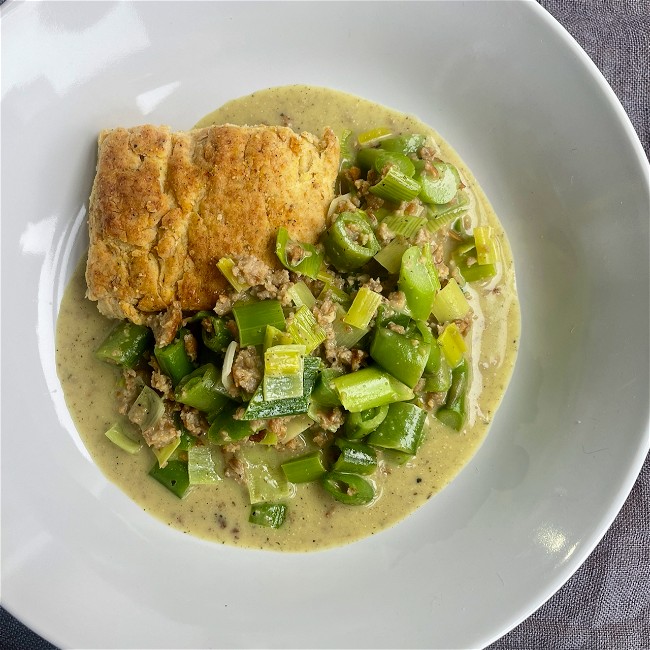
(367, 402, 427, 455)
(333, 439, 377, 475)
(332, 366, 414, 413)
(176, 430, 197, 451)
(379, 134, 427, 155)
(356, 148, 416, 177)
(311, 368, 344, 407)
(321, 472, 375, 506)
(281, 450, 327, 483)
(435, 358, 469, 431)
(174, 364, 231, 414)
(370, 326, 431, 389)
(416, 162, 459, 205)
(423, 341, 452, 392)
(154, 328, 195, 386)
(201, 316, 233, 353)
(375, 305, 412, 330)
(344, 404, 389, 440)
(241, 356, 321, 420)
(249, 502, 288, 529)
(322, 212, 380, 272)
(95, 321, 152, 368)
(149, 459, 192, 499)
(207, 404, 254, 444)
(398, 245, 440, 321)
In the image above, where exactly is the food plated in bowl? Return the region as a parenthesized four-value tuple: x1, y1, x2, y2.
(56, 86, 519, 551)
(2, 1, 648, 648)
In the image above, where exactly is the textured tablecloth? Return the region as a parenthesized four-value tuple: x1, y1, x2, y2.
(1, 1, 648, 648)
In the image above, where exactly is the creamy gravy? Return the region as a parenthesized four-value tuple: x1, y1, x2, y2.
(56, 86, 519, 552)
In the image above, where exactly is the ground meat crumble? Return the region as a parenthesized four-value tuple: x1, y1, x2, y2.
(231, 346, 263, 394)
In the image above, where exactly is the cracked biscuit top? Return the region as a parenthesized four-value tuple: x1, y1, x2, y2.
(85, 123, 339, 323)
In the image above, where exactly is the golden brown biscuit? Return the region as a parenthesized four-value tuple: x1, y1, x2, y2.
(86, 123, 339, 322)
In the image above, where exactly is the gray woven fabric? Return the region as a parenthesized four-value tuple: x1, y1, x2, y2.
(1, 1, 648, 649)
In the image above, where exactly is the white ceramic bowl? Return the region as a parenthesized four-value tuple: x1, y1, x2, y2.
(2, 2, 648, 648)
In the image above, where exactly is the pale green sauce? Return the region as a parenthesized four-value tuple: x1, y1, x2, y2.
(56, 86, 520, 552)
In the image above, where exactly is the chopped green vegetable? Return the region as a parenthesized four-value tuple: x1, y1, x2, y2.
(357, 126, 392, 145)
(152, 436, 181, 469)
(437, 322, 467, 369)
(233, 300, 286, 347)
(426, 190, 470, 231)
(459, 260, 497, 283)
(239, 445, 292, 504)
(249, 502, 288, 528)
(381, 213, 427, 238)
(431, 278, 470, 323)
(287, 305, 326, 353)
(317, 282, 352, 308)
(356, 148, 416, 177)
(207, 403, 254, 444)
(217, 257, 250, 292)
(154, 328, 195, 386)
(174, 364, 232, 414)
(343, 287, 382, 330)
(311, 368, 344, 407)
(332, 366, 414, 413)
(369, 166, 420, 202)
(95, 320, 151, 368)
(332, 305, 369, 348)
(367, 402, 427, 455)
(416, 162, 459, 205)
(188, 445, 221, 484)
(263, 344, 306, 401)
(322, 472, 375, 505)
(263, 325, 294, 351)
(370, 326, 431, 388)
(344, 405, 389, 440)
(423, 339, 453, 393)
(104, 423, 142, 454)
(282, 414, 314, 443)
(287, 281, 316, 309)
(323, 211, 380, 272)
(149, 459, 192, 498)
(333, 439, 377, 475)
(128, 385, 164, 431)
(435, 358, 469, 431)
(473, 226, 499, 266)
(275, 227, 323, 279)
(379, 134, 427, 155)
(281, 450, 327, 483)
(398, 246, 440, 321)
(374, 237, 409, 274)
(241, 356, 321, 420)
(200, 316, 233, 354)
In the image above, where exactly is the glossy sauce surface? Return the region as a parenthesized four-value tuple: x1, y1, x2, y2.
(56, 86, 520, 552)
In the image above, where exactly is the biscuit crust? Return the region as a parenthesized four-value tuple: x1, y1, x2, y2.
(86, 124, 339, 322)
